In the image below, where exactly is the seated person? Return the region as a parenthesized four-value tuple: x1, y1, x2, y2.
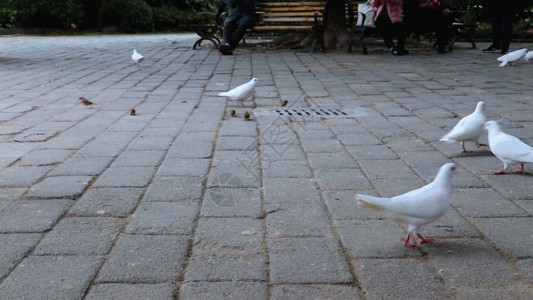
(219, 0, 256, 55)
(371, 0, 409, 55)
(403, 0, 451, 53)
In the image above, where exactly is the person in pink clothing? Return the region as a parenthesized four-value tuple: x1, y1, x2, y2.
(370, 0, 409, 55)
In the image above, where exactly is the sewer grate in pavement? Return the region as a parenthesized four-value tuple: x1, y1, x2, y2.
(272, 107, 349, 118)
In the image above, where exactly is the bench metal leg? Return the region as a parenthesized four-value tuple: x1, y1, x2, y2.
(193, 37, 220, 50)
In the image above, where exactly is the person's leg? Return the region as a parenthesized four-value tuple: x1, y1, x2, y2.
(500, 6, 514, 53)
(392, 22, 408, 53)
(433, 11, 450, 53)
(222, 21, 237, 46)
(491, 8, 502, 49)
(228, 19, 253, 50)
(375, 10, 394, 49)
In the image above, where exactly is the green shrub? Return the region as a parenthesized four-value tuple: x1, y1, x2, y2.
(116, 0, 154, 32)
(152, 5, 215, 31)
(13, 0, 84, 28)
(0, 8, 16, 28)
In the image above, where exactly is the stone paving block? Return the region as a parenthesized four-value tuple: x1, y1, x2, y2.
(0, 256, 103, 299)
(127, 135, 174, 150)
(49, 156, 114, 176)
(346, 144, 399, 160)
(35, 217, 124, 255)
(353, 258, 447, 300)
(157, 158, 210, 177)
(323, 190, 380, 219)
(307, 152, 357, 169)
(75, 141, 128, 157)
(358, 159, 418, 179)
(193, 217, 263, 257)
(216, 136, 257, 151)
(453, 188, 529, 218)
(371, 177, 428, 197)
(300, 138, 345, 153)
(455, 288, 533, 300)
(184, 257, 267, 281)
(93, 167, 155, 187)
(0, 187, 26, 202)
(26, 175, 92, 199)
(39, 135, 93, 149)
(336, 219, 419, 258)
(0, 233, 42, 278)
(517, 258, 533, 281)
(180, 281, 267, 300)
(263, 177, 321, 204)
(207, 168, 260, 188)
(270, 285, 360, 300)
(202, 188, 261, 217)
(69, 187, 142, 217)
(167, 142, 214, 158)
(269, 237, 353, 283)
(144, 176, 204, 201)
(480, 174, 533, 200)
(427, 239, 522, 289)
(314, 168, 372, 190)
(86, 283, 176, 300)
(112, 150, 165, 167)
(337, 134, 383, 146)
(384, 135, 434, 152)
(141, 126, 181, 137)
(97, 234, 189, 283)
(261, 143, 306, 161)
(0, 200, 72, 233)
(266, 203, 333, 238)
(20, 149, 73, 166)
(262, 160, 312, 178)
(0, 166, 52, 187)
(472, 217, 533, 258)
(126, 201, 199, 235)
(219, 121, 256, 138)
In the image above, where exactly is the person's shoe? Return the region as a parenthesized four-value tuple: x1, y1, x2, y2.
(437, 47, 447, 54)
(393, 48, 410, 55)
(500, 49, 508, 54)
(482, 45, 500, 53)
(218, 43, 233, 55)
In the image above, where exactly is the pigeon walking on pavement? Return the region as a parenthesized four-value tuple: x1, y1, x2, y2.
(485, 120, 533, 174)
(440, 101, 487, 153)
(131, 49, 145, 66)
(497, 48, 527, 67)
(218, 78, 259, 107)
(355, 162, 456, 249)
(524, 50, 533, 63)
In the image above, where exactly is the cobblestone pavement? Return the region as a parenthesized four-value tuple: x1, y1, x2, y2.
(0, 33, 532, 299)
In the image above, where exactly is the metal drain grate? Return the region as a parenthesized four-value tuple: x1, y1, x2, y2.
(272, 107, 349, 117)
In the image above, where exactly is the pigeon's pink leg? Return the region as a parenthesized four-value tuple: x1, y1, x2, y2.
(239, 99, 245, 107)
(515, 163, 526, 174)
(461, 142, 473, 153)
(416, 233, 436, 244)
(402, 234, 417, 249)
(477, 143, 488, 148)
(493, 169, 507, 175)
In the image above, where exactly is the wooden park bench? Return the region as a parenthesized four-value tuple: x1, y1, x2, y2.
(193, 1, 373, 53)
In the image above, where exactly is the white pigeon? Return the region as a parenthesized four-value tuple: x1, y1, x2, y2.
(524, 50, 533, 63)
(218, 78, 259, 107)
(497, 48, 527, 67)
(485, 120, 533, 174)
(440, 101, 487, 153)
(131, 49, 145, 66)
(355, 162, 456, 249)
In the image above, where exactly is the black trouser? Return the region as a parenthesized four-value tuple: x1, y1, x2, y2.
(375, 7, 407, 49)
(489, 4, 514, 51)
(405, 8, 450, 50)
(222, 18, 254, 49)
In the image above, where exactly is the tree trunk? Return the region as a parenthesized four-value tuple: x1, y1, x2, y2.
(323, 0, 356, 49)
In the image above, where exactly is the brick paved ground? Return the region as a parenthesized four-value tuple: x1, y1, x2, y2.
(0, 33, 532, 299)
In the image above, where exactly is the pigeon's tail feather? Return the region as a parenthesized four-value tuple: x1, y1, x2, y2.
(439, 136, 455, 143)
(218, 92, 229, 97)
(499, 61, 508, 67)
(355, 194, 386, 212)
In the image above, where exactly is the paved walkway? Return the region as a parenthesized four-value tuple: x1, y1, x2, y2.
(0, 33, 532, 299)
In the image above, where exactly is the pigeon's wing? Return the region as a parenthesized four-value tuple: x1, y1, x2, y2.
(441, 113, 484, 142)
(492, 133, 533, 163)
(379, 184, 448, 220)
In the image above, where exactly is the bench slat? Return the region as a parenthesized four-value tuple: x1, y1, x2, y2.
(252, 25, 314, 31)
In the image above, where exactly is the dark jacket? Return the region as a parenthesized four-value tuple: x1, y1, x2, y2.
(225, 0, 256, 24)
